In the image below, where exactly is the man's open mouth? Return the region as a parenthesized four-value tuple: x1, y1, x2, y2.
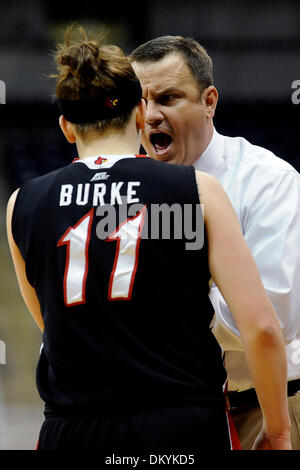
(150, 132, 173, 154)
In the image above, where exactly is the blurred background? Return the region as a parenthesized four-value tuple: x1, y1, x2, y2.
(0, 0, 299, 449)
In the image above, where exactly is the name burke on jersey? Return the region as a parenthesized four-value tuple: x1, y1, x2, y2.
(59, 181, 140, 207)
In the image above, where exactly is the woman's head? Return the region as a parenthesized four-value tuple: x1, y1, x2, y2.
(53, 25, 143, 137)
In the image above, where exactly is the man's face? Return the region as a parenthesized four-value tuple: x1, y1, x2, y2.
(132, 53, 212, 166)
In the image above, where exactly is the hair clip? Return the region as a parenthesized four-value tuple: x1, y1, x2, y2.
(105, 97, 119, 109)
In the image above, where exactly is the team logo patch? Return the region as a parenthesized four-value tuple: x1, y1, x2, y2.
(94, 157, 108, 165)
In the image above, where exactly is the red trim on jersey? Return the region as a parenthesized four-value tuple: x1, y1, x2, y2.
(57, 208, 94, 307)
(106, 205, 147, 301)
(72, 157, 80, 163)
(135, 154, 149, 158)
(226, 410, 242, 450)
(223, 381, 242, 450)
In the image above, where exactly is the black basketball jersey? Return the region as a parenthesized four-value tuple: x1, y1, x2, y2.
(12, 154, 227, 414)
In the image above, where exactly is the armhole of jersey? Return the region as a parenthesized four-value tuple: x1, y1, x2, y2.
(187, 167, 208, 251)
(189, 167, 201, 205)
(11, 185, 25, 247)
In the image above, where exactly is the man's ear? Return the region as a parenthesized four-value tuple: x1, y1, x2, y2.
(202, 86, 218, 119)
(59, 115, 77, 143)
(136, 99, 146, 131)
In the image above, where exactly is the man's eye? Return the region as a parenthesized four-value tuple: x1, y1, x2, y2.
(159, 95, 176, 105)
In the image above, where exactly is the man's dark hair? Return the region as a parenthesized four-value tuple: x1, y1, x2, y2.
(130, 35, 213, 94)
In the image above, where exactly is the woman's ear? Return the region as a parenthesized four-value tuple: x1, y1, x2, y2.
(59, 115, 77, 143)
(136, 99, 146, 131)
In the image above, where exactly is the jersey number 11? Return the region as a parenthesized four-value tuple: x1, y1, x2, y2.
(57, 206, 147, 306)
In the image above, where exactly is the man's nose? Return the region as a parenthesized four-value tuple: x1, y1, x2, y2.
(146, 101, 164, 126)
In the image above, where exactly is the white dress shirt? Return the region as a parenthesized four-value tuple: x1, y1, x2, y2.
(194, 128, 300, 391)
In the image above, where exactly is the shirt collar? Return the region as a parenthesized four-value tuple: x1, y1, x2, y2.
(73, 154, 147, 170)
(193, 128, 225, 178)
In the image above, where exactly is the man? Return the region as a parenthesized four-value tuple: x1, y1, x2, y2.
(130, 36, 300, 450)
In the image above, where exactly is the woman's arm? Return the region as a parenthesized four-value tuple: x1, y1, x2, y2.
(6, 189, 44, 332)
(196, 170, 291, 450)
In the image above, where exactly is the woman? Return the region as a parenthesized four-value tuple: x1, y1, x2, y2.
(6, 26, 290, 451)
